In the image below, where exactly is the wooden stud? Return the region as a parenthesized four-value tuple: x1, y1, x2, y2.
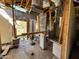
(49, 10, 53, 31)
(37, 16, 40, 32)
(20, 0, 24, 6)
(12, 0, 17, 38)
(0, 33, 2, 54)
(12, 19, 17, 38)
(61, 0, 71, 59)
(49, 10, 51, 31)
(27, 20, 30, 38)
(27, 20, 29, 33)
(44, 13, 47, 35)
(44, 3, 63, 13)
(44, 13, 46, 31)
(25, 0, 30, 8)
(59, 16, 63, 44)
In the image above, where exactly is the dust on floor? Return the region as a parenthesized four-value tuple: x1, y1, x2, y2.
(3, 39, 53, 59)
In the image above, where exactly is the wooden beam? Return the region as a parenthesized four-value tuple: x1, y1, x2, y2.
(17, 31, 46, 37)
(25, 0, 30, 8)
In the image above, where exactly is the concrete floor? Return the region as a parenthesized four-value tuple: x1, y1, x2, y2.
(3, 38, 53, 59)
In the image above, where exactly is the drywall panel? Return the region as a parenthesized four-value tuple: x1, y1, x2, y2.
(53, 42, 61, 59)
(0, 15, 12, 44)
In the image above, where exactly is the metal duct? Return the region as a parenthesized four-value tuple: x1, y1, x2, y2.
(51, 0, 61, 7)
(32, 0, 43, 7)
(43, 0, 50, 8)
(30, 5, 43, 13)
(30, 0, 43, 13)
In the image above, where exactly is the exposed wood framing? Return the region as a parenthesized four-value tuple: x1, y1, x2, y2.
(25, 0, 30, 8)
(0, 33, 2, 53)
(59, 16, 63, 44)
(20, 0, 31, 8)
(44, 13, 47, 32)
(17, 31, 46, 37)
(61, 0, 71, 59)
(27, 20, 30, 38)
(0, 0, 4, 3)
(37, 16, 40, 32)
(27, 20, 30, 33)
(44, 3, 63, 13)
(32, 21, 34, 32)
(12, 17, 16, 38)
(20, 0, 24, 6)
(49, 9, 53, 31)
(12, 0, 17, 38)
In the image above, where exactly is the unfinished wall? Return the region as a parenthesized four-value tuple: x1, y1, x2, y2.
(66, 1, 76, 59)
(0, 15, 12, 44)
(68, 1, 76, 50)
(61, 0, 76, 59)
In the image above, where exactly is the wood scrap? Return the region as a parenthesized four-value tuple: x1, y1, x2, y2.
(1, 45, 11, 56)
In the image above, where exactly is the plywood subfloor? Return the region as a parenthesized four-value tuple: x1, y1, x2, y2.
(3, 39, 53, 59)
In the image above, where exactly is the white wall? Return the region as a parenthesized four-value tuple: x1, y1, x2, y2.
(53, 42, 61, 59)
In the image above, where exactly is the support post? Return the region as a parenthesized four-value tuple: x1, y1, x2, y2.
(0, 33, 2, 54)
(25, 0, 30, 8)
(12, 0, 16, 38)
(49, 10, 53, 31)
(44, 13, 47, 32)
(12, 0, 20, 48)
(27, 20, 30, 38)
(20, 0, 24, 6)
(37, 16, 40, 32)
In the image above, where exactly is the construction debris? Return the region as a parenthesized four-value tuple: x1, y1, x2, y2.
(1, 45, 11, 56)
